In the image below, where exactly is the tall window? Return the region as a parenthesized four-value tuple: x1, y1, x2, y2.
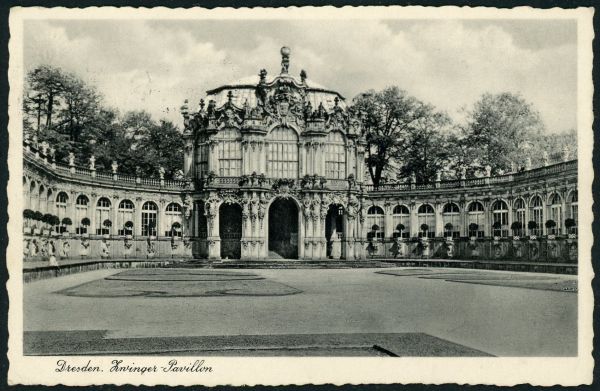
(55, 192, 68, 232)
(142, 201, 158, 237)
(325, 131, 346, 179)
(392, 205, 410, 238)
(38, 185, 46, 213)
(417, 204, 435, 238)
(513, 198, 526, 228)
(165, 203, 183, 237)
(196, 141, 209, 178)
(96, 197, 112, 235)
(530, 195, 543, 235)
(367, 206, 385, 239)
(568, 190, 578, 234)
(467, 201, 485, 237)
(491, 200, 509, 237)
(118, 199, 135, 235)
(75, 195, 89, 234)
(217, 128, 242, 177)
(267, 127, 299, 178)
(548, 193, 562, 234)
(30, 182, 37, 211)
(442, 203, 460, 238)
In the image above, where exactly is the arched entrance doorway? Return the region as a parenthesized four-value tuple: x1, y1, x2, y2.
(268, 198, 298, 259)
(219, 203, 242, 259)
(326, 204, 345, 258)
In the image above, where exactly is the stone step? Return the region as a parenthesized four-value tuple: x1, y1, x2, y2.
(167, 259, 395, 269)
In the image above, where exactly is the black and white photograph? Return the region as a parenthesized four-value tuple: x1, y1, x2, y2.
(6, 5, 594, 386)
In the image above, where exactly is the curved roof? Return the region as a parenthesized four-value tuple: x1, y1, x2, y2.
(206, 74, 347, 112)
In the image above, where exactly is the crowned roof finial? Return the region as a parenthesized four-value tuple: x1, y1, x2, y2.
(280, 46, 291, 74)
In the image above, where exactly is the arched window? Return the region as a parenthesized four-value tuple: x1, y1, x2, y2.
(55, 192, 68, 232)
(513, 198, 526, 226)
(118, 199, 135, 236)
(267, 127, 298, 178)
(96, 197, 112, 235)
(548, 193, 562, 234)
(142, 201, 158, 237)
(491, 200, 509, 237)
(217, 128, 242, 177)
(367, 206, 385, 240)
(38, 185, 46, 213)
(392, 205, 410, 238)
(29, 181, 37, 211)
(417, 204, 435, 238)
(467, 201, 485, 237)
(165, 203, 183, 237)
(196, 136, 210, 179)
(442, 203, 460, 238)
(75, 195, 89, 234)
(529, 195, 543, 235)
(325, 131, 346, 179)
(23, 177, 30, 210)
(568, 190, 578, 234)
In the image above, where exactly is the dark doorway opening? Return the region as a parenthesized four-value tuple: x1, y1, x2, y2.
(219, 203, 242, 259)
(326, 204, 345, 258)
(268, 198, 298, 259)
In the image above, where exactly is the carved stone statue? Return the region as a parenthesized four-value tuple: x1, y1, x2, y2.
(68, 152, 75, 166)
(111, 161, 118, 174)
(89, 155, 96, 170)
(280, 46, 291, 74)
(485, 165, 491, 177)
(159, 167, 165, 180)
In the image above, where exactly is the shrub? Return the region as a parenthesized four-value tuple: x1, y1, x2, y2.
(564, 218, 576, 229)
(81, 217, 91, 226)
(172, 222, 182, 230)
(125, 221, 134, 229)
(42, 213, 53, 224)
(23, 209, 35, 219)
(33, 211, 44, 221)
(371, 224, 380, 232)
(492, 221, 502, 230)
(103, 219, 112, 228)
(468, 223, 479, 232)
(62, 217, 72, 226)
(527, 221, 538, 230)
(50, 215, 61, 226)
(545, 220, 556, 229)
(420, 223, 429, 232)
(444, 223, 453, 231)
(396, 223, 405, 232)
(511, 221, 523, 231)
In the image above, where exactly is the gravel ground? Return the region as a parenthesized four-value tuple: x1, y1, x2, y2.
(376, 269, 577, 292)
(24, 331, 490, 357)
(58, 269, 301, 297)
(25, 267, 577, 356)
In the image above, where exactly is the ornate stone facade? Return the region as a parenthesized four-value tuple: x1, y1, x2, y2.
(22, 48, 579, 264)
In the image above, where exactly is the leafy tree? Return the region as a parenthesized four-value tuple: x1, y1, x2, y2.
(351, 87, 451, 186)
(460, 92, 545, 176)
(26, 65, 68, 129)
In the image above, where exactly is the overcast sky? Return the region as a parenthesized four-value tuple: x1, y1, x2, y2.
(23, 18, 577, 133)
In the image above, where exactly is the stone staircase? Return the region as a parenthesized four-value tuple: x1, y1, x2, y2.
(168, 258, 397, 269)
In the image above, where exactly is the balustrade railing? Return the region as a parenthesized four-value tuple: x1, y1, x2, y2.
(23, 144, 577, 194)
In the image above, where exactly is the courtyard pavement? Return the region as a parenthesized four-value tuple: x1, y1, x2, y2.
(24, 267, 577, 357)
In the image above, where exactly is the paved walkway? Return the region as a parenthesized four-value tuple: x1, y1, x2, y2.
(24, 267, 577, 356)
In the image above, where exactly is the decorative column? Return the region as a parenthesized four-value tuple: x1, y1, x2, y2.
(409, 201, 418, 238)
(90, 193, 98, 236)
(112, 194, 119, 236)
(435, 202, 443, 237)
(135, 197, 143, 239)
(205, 195, 221, 259)
(383, 202, 393, 239)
